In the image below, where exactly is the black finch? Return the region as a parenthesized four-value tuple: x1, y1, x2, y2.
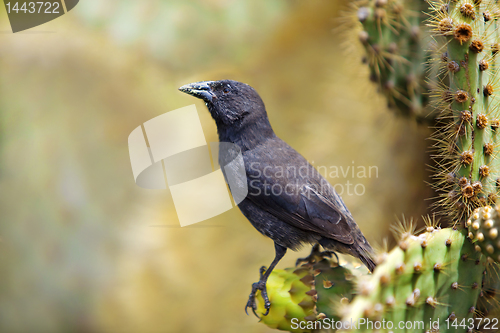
(179, 80, 376, 317)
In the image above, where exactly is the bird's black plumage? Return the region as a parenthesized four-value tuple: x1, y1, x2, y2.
(179, 80, 376, 316)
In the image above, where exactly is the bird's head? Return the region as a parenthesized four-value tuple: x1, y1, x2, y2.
(179, 80, 268, 129)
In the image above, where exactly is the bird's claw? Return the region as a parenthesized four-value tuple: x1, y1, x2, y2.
(245, 280, 271, 318)
(244, 297, 258, 317)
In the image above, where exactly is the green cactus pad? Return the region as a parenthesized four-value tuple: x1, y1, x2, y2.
(352, 0, 434, 121)
(429, 0, 500, 222)
(339, 228, 486, 333)
(476, 259, 500, 324)
(313, 259, 363, 321)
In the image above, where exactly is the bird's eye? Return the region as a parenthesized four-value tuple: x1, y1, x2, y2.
(223, 87, 230, 94)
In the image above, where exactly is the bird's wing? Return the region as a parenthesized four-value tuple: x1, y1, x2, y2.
(246, 176, 354, 245)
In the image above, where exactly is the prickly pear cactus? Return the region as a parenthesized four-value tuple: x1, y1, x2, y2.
(256, 226, 500, 333)
(430, 0, 500, 222)
(254, 2, 500, 332)
(339, 227, 487, 333)
(353, 0, 433, 121)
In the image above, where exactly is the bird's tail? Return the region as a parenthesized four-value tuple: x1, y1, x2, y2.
(355, 247, 376, 273)
(319, 238, 377, 272)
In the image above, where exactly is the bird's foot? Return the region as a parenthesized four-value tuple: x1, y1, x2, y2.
(245, 266, 271, 318)
(296, 244, 339, 266)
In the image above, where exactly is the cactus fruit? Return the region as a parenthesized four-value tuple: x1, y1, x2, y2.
(429, 0, 500, 222)
(467, 205, 500, 263)
(352, 0, 433, 121)
(254, 267, 316, 332)
(339, 227, 487, 333)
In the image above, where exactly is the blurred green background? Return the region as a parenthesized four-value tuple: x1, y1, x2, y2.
(0, 1, 433, 332)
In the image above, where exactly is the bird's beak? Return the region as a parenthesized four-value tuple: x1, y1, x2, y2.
(178, 81, 215, 103)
